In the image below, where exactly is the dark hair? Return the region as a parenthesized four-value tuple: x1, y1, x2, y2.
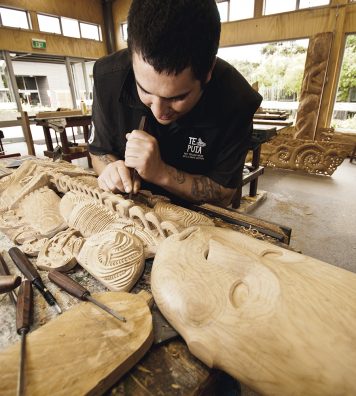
(127, 0, 221, 83)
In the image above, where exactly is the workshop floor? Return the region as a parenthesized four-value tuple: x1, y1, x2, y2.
(247, 159, 356, 273)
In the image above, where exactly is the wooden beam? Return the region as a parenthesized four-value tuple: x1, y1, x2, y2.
(317, 0, 348, 130)
(254, 0, 263, 19)
(221, 7, 334, 47)
(20, 111, 36, 156)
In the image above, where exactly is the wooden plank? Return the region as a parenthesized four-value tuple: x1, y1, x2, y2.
(188, 202, 292, 244)
(35, 110, 83, 119)
(0, 291, 153, 396)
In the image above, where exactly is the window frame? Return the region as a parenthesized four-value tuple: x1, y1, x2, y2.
(37, 12, 62, 35)
(263, 0, 331, 16)
(0, 5, 32, 30)
(60, 16, 81, 39)
(36, 12, 102, 41)
(79, 21, 102, 41)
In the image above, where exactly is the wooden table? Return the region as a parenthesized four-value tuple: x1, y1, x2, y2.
(35, 115, 92, 167)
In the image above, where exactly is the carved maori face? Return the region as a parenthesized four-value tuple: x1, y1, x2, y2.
(151, 226, 356, 396)
(77, 229, 145, 291)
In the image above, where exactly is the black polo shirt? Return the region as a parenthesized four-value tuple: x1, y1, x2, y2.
(89, 49, 262, 191)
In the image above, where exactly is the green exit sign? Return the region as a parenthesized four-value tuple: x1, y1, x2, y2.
(32, 39, 46, 49)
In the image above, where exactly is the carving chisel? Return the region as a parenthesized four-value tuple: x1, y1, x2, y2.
(0, 253, 17, 304)
(48, 270, 127, 322)
(8, 247, 62, 314)
(16, 280, 33, 396)
(129, 115, 147, 200)
(0, 275, 21, 294)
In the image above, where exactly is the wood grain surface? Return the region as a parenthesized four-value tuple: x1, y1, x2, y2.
(152, 226, 356, 396)
(0, 291, 153, 396)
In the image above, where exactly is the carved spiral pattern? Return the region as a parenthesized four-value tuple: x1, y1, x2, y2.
(67, 201, 122, 237)
(154, 202, 214, 228)
(77, 229, 145, 291)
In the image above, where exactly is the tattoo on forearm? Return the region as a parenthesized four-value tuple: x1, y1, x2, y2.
(168, 167, 186, 184)
(191, 176, 224, 202)
(98, 154, 115, 165)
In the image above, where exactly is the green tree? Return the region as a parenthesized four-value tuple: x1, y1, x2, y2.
(337, 34, 356, 102)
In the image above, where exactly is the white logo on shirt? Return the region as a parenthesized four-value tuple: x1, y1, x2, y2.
(183, 137, 206, 160)
(88, 122, 95, 144)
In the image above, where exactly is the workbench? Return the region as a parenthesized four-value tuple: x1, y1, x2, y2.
(0, 188, 291, 395)
(35, 115, 92, 167)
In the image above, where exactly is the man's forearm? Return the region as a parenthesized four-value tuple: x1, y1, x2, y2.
(90, 153, 118, 175)
(158, 164, 235, 207)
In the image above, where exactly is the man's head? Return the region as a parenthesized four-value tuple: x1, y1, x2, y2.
(128, 0, 221, 125)
(127, 0, 221, 84)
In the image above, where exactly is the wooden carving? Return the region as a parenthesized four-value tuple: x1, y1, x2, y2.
(154, 201, 214, 228)
(259, 127, 350, 175)
(294, 33, 332, 140)
(151, 226, 356, 396)
(36, 229, 84, 272)
(0, 291, 153, 396)
(77, 229, 145, 291)
(18, 187, 67, 238)
(0, 159, 218, 293)
(253, 32, 352, 176)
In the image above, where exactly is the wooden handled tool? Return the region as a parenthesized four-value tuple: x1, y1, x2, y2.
(8, 247, 62, 314)
(16, 280, 33, 396)
(129, 115, 147, 200)
(0, 253, 17, 304)
(0, 275, 21, 294)
(48, 270, 126, 322)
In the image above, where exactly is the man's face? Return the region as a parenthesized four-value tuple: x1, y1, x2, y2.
(132, 52, 208, 125)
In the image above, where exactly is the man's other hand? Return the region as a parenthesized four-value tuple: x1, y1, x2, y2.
(97, 159, 141, 194)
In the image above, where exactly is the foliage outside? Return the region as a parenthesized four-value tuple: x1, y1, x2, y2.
(225, 41, 307, 102)
(220, 36, 356, 131)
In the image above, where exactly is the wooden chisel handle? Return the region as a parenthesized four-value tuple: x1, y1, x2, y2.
(16, 280, 33, 335)
(48, 270, 89, 300)
(0, 275, 21, 294)
(9, 247, 39, 282)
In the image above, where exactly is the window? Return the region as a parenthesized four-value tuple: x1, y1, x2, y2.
(38, 14, 61, 34)
(264, 0, 297, 15)
(216, 0, 254, 22)
(0, 54, 20, 122)
(61, 17, 80, 38)
(121, 22, 128, 41)
(264, 0, 330, 14)
(0, 6, 30, 29)
(217, 1, 229, 22)
(299, 0, 329, 8)
(229, 0, 254, 21)
(331, 34, 356, 133)
(218, 39, 309, 120)
(80, 22, 100, 41)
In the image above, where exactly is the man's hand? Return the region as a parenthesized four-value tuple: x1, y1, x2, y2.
(97, 159, 141, 193)
(125, 130, 166, 183)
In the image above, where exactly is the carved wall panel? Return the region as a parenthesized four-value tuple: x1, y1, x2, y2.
(259, 127, 351, 175)
(294, 32, 332, 140)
